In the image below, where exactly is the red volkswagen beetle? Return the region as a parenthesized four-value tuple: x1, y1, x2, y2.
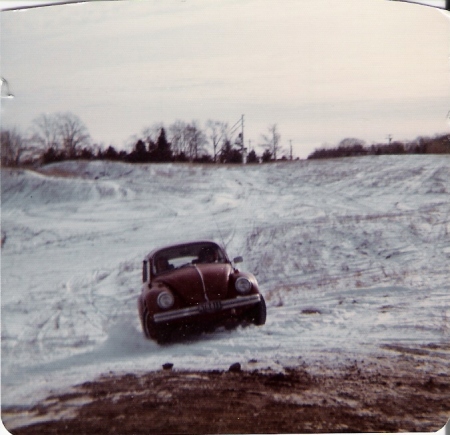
(138, 240, 266, 343)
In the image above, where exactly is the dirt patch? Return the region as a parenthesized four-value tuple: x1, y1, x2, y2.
(4, 351, 450, 435)
(301, 308, 322, 315)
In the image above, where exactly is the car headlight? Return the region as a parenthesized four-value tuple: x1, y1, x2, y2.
(157, 291, 175, 309)
(235, 277, 252, 294)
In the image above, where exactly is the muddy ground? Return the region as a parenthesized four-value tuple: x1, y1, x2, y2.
(4, 346, 450, 434)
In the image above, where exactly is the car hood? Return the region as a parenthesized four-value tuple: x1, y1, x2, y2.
(156, 263, 233, 304)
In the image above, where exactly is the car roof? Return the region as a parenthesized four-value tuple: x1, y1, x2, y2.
(145, 240, 223, 260)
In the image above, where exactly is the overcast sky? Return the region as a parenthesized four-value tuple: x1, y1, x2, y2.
(1, 0, 449, 158)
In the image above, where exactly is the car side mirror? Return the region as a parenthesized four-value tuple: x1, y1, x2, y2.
(233, 256, 243, 264)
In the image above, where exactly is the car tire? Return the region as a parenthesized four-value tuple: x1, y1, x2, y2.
(250, 295, 266, 326)
(154, 324, 172, 345)
(143, 308, 172, 344)
(142, 308, 152, 339)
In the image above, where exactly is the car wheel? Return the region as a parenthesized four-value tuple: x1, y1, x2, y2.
(249, 295, 266, 326)
(142, 308, 153, 339)
(143, 308, 172, 344)
(154, 324, 172, 344)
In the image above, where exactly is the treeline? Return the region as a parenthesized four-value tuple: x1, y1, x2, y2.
(307, 135, 450, 160)
(1, 112, 285, 167)
(4, 111, 448, 167)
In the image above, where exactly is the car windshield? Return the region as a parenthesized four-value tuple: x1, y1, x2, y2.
(152, 242, 227, 275)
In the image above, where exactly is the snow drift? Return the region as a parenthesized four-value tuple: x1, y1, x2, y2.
(1, 155, 449, 408)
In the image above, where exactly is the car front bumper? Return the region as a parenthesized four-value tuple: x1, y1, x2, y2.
(153, 294, 262, 324)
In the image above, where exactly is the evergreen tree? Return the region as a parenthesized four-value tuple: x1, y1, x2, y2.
(104, 145, 119, 160)
(128, 139, 148, 163)
(219, 140, 243, 164)
(261, 149, 272, 162)
(151, 128, 172, 162)
(246, 149, 259, 164)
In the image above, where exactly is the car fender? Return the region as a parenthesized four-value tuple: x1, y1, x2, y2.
(141, 282, 182, 315)
(229, 271, 260, 297)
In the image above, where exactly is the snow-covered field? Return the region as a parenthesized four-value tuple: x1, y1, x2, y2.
(1, 155, 449, 409)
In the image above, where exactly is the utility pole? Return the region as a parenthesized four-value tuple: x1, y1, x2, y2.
(228, 114, 246, 163)
(289, 140, 293, 160)
(241, 114, 244, 146)
(241, 114, 246, 164)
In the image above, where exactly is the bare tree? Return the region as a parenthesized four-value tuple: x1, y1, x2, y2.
(206, 119, 228, 163)
(260, 124, 282, 161)
(168, 120, 189, 157)
(32, 112, 91, 157)
(1, 127, 27, 166)
(32, 113, 60, 150)
(168, 120, 207, 161)
(338, 137, 366, 148)
(185, 121, 207, 161)
(56, 112, 91, 157)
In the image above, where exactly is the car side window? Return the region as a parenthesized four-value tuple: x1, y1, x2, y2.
(142, 260, 148, 282)
(154, 256, 174, 274)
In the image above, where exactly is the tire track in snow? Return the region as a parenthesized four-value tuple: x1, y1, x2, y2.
(2, 157, 449, 408)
